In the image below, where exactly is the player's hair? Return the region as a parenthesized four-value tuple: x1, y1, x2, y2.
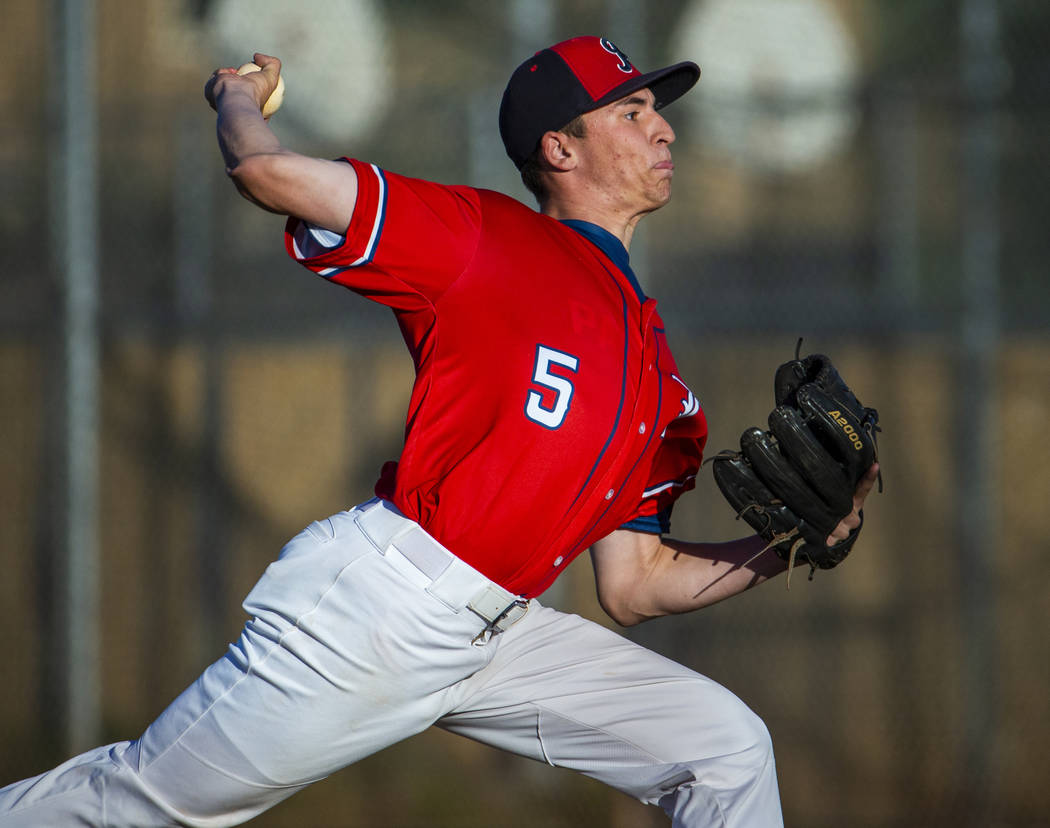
(519, 115, 587, 205)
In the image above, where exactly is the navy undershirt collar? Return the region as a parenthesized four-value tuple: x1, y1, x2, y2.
(560, 219, 647, 303)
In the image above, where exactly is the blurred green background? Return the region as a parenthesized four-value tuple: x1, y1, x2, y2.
(1, 1, 1048, 826)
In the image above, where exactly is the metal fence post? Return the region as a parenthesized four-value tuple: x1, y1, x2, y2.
(51, 0, 102, 754)
(958, 0, 1006, 818)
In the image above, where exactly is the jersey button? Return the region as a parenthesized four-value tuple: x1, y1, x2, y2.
(605, 489, 615, 500)
(553, 556, 564, 567)
(639, 422, 646, 434)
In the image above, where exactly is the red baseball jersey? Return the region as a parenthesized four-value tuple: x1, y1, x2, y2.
(285, 159, 707, 597)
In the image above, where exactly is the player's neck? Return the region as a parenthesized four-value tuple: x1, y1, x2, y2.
(541, 198, 643, 251)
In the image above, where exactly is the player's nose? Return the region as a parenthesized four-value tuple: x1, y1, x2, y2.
(653, 111, 675, 145)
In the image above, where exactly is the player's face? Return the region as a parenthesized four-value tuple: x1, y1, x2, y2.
(576, 88, 677, 215)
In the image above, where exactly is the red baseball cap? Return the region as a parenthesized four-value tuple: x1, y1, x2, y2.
(499, 36, 700, 169)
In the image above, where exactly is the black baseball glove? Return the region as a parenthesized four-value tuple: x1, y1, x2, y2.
(711, 344, 880, 575)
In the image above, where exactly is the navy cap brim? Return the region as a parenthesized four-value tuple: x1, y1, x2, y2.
(594, 61, 701, 112)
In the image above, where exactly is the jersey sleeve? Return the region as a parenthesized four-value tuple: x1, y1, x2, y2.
(284, 158, 482, 311)
(618, 509, 672, 535)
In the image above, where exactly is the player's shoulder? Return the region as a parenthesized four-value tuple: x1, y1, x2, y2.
(474, 186, 536, 213)
(376, 166, 569, 240)
(364, 163, 542, 222)
(472, 187, 573, 235)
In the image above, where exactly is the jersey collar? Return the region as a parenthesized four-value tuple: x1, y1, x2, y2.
(560, 219, 647, 303)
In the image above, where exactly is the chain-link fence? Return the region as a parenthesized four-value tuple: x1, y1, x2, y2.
(1, 1, 1048, 826)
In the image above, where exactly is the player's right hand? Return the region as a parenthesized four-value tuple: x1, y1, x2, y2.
(205, 53, 282, 112)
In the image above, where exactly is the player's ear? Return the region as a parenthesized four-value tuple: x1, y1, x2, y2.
(539, 130, 577, 172)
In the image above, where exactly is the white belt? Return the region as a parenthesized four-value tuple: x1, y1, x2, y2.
(353, 498, 528, 643)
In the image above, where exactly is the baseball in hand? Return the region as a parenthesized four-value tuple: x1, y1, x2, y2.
(236, 62, 284, 118)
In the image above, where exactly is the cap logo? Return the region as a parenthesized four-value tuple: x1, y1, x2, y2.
(599, 38, 633, 74)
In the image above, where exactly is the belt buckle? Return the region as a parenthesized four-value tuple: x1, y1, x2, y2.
(470, 598, 528, 646)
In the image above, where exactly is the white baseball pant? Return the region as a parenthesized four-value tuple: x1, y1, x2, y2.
(0, 498, 783, 827)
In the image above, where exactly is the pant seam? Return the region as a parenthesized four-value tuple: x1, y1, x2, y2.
(532, 701, 743, 826)
(531, 701, 666, 767)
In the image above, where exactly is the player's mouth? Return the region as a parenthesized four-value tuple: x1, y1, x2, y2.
(654, 159, 674, 171)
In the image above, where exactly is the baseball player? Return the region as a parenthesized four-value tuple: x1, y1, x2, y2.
(0, 36, 878, 827)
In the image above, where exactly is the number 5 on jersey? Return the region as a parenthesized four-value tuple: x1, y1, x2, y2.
(525, 345, 579, 429)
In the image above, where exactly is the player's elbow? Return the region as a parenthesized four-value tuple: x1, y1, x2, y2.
(596, 581, 656, 627)
(226, 152, 290, 213)
(591, 530, 666, 627)
(602, 602, 649, 628)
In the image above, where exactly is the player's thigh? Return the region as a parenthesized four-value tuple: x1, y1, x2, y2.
(130, 513, 490, 820)
(439, 604, 771, 800)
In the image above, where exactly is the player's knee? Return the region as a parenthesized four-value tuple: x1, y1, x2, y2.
(657, 705, 779, 825)
(728, 701, 774, 775)
(735, 702, 773, 754)
(737, 708, 775, 776)
(680, 691, 775, 781)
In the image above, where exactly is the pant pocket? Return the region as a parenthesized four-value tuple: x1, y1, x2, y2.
(304, 517, 337, 543)
(243, 514, 371, 620)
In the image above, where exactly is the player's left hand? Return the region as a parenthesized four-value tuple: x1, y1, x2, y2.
(710, 346, 882, 575)
(826, 461, 879, 546)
